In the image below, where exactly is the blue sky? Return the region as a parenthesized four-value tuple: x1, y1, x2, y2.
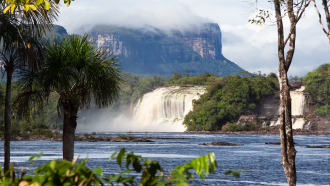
(56, 0, 330, 77)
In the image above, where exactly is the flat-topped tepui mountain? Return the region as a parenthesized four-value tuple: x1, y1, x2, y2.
(48, 24, 245, 76)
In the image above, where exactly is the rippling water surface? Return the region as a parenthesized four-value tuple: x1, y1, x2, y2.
(0, 133, 329, 185)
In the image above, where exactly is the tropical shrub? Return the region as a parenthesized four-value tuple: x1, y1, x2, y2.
(0, 148, 225, 186)
(304, 63, 330, 117)
(314, 104, 330, 117)
(304, 63, 330, 104)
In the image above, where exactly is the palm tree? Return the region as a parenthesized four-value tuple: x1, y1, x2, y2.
(0, 28, 46, 173)
(0, 1, 59, 171)
(15, 34, 122, 160)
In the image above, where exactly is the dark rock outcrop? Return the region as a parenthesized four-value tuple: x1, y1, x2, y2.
(265, 142, 281, 145)
(306, 145, 330, 148)
(199, 141, 241, 146)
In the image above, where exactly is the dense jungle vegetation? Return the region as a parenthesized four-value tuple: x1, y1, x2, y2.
(2, 62, 330, 134)
(304, 63, 330, 117)
(183, 72, 279, 131)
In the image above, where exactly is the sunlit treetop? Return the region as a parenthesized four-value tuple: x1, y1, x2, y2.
(2, 0, 73, 13)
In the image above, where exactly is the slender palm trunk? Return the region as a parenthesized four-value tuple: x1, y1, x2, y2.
(62, 106, 72, 160)
(62, 104, 78, 161)
(68, 106, 78, 161)
(4, 68, 13, 173)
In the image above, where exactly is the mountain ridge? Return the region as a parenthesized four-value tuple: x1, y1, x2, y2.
(49, 24, 245, 76)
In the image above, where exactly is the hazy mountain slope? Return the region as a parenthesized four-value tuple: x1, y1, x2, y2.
(43, 24, 245, 76)
(87, 24, 245, 76)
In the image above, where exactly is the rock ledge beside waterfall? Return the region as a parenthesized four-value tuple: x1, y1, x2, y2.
(232, 81, 330, 133)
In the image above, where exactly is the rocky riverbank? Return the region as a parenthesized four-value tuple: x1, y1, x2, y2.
(0, 134, 193, 142)
(185, 126, 330, 135)
(0, 134, 155, 142)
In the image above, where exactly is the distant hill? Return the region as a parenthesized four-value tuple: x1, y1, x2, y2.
(86, 24, 245, 76)
(45, 24, 245, 76)
(43, 25, 68, 39)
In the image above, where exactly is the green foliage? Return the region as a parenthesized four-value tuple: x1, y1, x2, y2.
(3, 70, 278, 132)
(0, 148, 224, 186)
(166, 72, 221, 86)
(304, 63, 330, 116)
(314, 104, 330, 117)
(221, 121, 261, 132)
(289, 75, 303, 83)
(107, 148, 218, 186)
(118, 133, 135, 140)
(184, 73, 279, 131)
(0, 83, 62, 130)
(304, 63, 330, 104)
(4, 0, 72, 13)
(225, 170, 250, 178)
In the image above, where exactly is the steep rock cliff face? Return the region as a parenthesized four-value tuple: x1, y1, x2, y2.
(87, 24, 244, 75)
(174, 24, 222, 60)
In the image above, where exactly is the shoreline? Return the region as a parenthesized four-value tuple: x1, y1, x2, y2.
(0, 135, 194, 142)
(184, 128, 330, 135)
(1, 128, 329, 142)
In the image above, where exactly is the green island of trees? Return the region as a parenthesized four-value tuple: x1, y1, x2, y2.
(304, 63, 330, 117)
(183, 73, 279, 131)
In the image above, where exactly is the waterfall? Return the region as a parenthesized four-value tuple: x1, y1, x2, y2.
(270, 119, 281, 127)
(133, 86, 206, 132)
(292, 118, 305, 129)
(290, 86, 306, 116)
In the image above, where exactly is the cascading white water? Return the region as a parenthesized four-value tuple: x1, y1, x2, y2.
(292, 118, 305, 129)
(271, 86, 307, 128)
(133, 86, 206, 132)
(270, 119, 281, 127)
(291, 86, 306, 116)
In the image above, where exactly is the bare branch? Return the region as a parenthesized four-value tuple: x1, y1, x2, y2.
(322, 0, 330, 42)
(284, 24, 296, 46)
(311, 0, 329, 35)
(284, 0, 311, 46)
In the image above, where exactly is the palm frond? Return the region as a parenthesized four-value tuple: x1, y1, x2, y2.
(16, 34, 123, 120)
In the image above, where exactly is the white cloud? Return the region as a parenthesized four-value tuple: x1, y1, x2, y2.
(57, 0, 211, 33)
(55, 0, 330, 77)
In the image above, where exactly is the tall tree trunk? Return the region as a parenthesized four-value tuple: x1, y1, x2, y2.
(274, 1, 297, 185)
(4, 68, 13, 173)
(67, 106, 78, 161)
(62, 104, 78, 161)
(278, 64, 297, 186)
(62, 106, 72, 160)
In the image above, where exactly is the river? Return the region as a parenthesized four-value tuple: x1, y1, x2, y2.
(0, 133, 329, 185)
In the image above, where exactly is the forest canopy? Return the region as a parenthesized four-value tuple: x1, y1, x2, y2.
(304, 63, 330, 117)
(183, 73, 279, 131)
